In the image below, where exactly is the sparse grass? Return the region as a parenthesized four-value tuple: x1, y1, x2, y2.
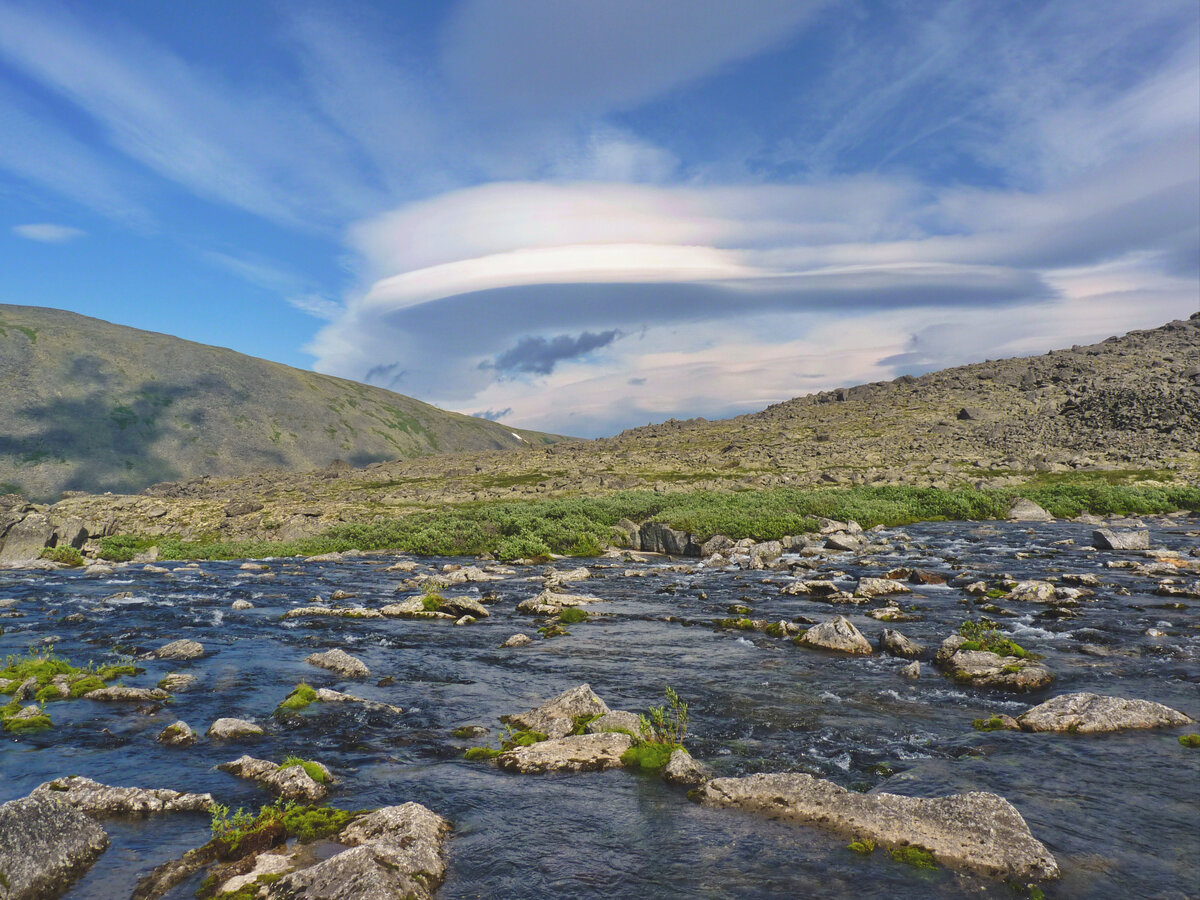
(97, 477, 1200, 562)
(958, 619, 1033, 659)
(622, 686, 689, 772)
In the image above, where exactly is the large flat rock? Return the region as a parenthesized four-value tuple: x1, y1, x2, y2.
(0, 794, 109, 900)
(695, 773, 1059, 881)
(497, 732, 634, 774)
(1017, 692, 1194, 733)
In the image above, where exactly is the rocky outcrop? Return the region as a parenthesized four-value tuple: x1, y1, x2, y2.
(0, 794, 109, 900)
(1091, 529, 1150, 551)
(502, 684, 611, 738)
(694, 773, 1059, 881)
(936, 636, 1053, 691)
(497, 732, 634, 774)
(438, 595, 490, 619)
(1015, 693, 1194, 734)
(306, 648, 370, 678)
(207, 717, 265, 739)
(217, 756, 329, 801)
(157, 721, 198, 747)
(795, 616, 872, 654)
(30, 776, 213, 816)
(586, 710, 643, 735)
(0, 512, 54, 562)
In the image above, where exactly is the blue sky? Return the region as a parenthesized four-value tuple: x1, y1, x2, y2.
(1, 0, 1196, 437)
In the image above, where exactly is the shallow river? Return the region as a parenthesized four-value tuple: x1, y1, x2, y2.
(2, 516, 1197, 899)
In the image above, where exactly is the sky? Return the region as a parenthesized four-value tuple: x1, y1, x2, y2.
(0, 1, 1197, 438)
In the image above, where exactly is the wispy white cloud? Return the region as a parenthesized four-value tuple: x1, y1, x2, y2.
(11, 222, 85, 242)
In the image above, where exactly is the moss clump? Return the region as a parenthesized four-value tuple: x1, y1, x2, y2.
(95, 663, 140, 681)
(763, 622, 786, 638)
(558, 607, 588, 625)
(276, 683, 318, 713)
(620, 742, 678, 771)
(503, 728, 548, 749)
(1, 699, 52, 732)
(847, 838, 876, 854)
(972, 716, 1011, 732)
(537, 624, 569, 638)
(715, 617, 757, 631)
(421, 594, 443, 611)
(40, 546, 84, 567)
(464, 747, 503, 760)
(958, 619, 1032, 659)
(278, 803, 352, 842)
(279, 757, 328, 784)
(452, 725, 483, 738)
(68, 676, 106, 698)
(1178, 734, 1200, 748)
(890, 846, 938, 869)
(1, 647, 78, 688)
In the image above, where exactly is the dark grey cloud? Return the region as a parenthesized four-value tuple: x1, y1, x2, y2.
(364, 362, 406, 387)
(628, 376, 646, 386)
(482, 329, 622, 376)
(472, 407, 512, 421)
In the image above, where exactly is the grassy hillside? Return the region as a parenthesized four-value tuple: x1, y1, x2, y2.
(0, 304, 561, 500)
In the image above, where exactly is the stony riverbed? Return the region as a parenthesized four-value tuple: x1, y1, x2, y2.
(1, 513, 1197, 899)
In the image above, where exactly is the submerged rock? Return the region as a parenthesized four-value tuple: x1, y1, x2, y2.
(207, 717, 265, 739)
(217, 755, 329, 801)
(500, 633, 533, 648)
(694, 773, 1058, 881)
(1015, 693, 1194, 734)
(1092, 529, 1150, 551)
(497, 732, 634, 774)
(30, 776, 212, 815)
(306, 648, 370, 678)
(149, 639, 204, 660)
(501, 683, 611, 739)
(0, 794, 109, 900)
(795, 616, 873, 655)
(270, 802, 450, 900)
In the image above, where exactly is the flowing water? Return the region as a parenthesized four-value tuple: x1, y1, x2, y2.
(1, 516, 1197, 899)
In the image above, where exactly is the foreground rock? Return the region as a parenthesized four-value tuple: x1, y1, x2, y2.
(502, 684, 610, 738)
(31, 776, 213, 815)
(663, 747, 711, 786)
(795, 616, 873, 654)
(936, 635, 1054, 691)
(0, 794, 109, 900)
(1015, 693, 1194, 734)
(497, 732, 634, 774)
(217, 755, 329, 801)
(306, 648, 370, 678)
(270, 802, 450, 900)
(694, 773, 1058, 881)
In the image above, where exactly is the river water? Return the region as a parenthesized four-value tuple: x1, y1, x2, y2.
(1, 516, 1197, 899)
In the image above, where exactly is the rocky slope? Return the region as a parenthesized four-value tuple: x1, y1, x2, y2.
(0, 304, 560, 501)
(4, 312, 1198, 549)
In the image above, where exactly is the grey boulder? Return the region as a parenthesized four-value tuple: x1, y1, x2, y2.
(795, 616, 873, 655)
(501, 684, 611, 739)
(30, 776, 212, 816)
(1091, 529, 1150, 551)
(0, 794, 109, 900)
(497, 732, 634, 774)
(1016, 693, 1194, 734)
(306, 648, 370, 678)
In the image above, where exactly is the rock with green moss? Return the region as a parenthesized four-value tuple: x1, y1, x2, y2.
(936, 635, 1053, 691)
(694, 773, 1058, 881)
(501, 683, 611, 739)
(498, 731, 635, 774)
(207, 718, 265, 740)
(794, 615, 873, 655)
(83, 685, 169, 702)
(217, 755, 329, 801)
(157, 720, 198, 747)
(1014, 693, 1194, 734)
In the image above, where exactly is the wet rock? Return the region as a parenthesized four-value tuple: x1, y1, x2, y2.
(879, 629, 924, 659)
(314, 687, 404, 715)
(1007, 498, 1054, 522)
(866, 605, 919, 622)
(694, 773, 1058, 881)
(663, 747, 711, 785)
(1006, 581, 1057, 603)
(909, 569, 947, 585)
(212, 851, 292, 896)
(217, 755, 329, 801)
(500, 633, 533, 648)
(585, 709, 643, 735)
(84, 686, 169, 702)
(516, 589, 602, 615)
(936, 636, 1054, 691)
(855, 577, 911, 598)
(207, 717, 265, 739)
(900, 661, 921, 679)
(158, 673, 198, 692)
(439, 595, 490, 619)
(284, 606, 383, 620)
(1092, 529, 1150, 551)
(330, 589, 357, 601)
(270, 802, 450, 900)
(379, 598, 454, 619)
(502, 683, 611, 738)
(824, 533, 863, 552)
(1015, 693, 1194, 734)
(31, 776, 212, 815)
(497, 732, 634, 773)
(0, 794, 109, 900)
(230, 599, 254, 610)
(149, 639, 204, 660)
(306, 648, 370, 678)
(795, 616, 873, 655)
(157, 720, 198, 747)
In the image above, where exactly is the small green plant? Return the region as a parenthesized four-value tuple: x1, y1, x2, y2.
(958, 619, 1032, 658)
(621, 742, 677, 771)
(847, 838, 876, 854)
(571, 713, 602, 735)
(0, 697, 51, 732)
(622, 686, 689, 772)
(40, 545, 84, 567)
(890, 845, 938, 869)
(972, 716, 1011, 732)
(568, 533, 604, 557)
(537, 624, 570, 638)
(276, 682, 318, 712)
(1178, 734, 1200, 748)
(558, 607, 588, 624)
(279, 756, 328, 784)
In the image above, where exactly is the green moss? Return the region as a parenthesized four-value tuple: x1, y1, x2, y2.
(503, 729, 548, 749)
(276, 682, 318, 712)
(972, 716, 1010, 732)
(571, 714, 602, 735)
(985, 588, 1006, 599)
(68, 676, 106, 698)
(958, 619, 1032, 659)
(620, 742, 678, 771)
(1, 697, 52, 732)
(452, 725, 483, 738)
(847, 838, 876, 854)
(421, 594, 443, 611)
(279, 757, 328, 784)
(558, 607, 588, 624)
(464, 747, 503, 760)
(95, 663, 140, 681)
(537, 624, 569, 638)
(763, 622, 785, 638)
(890, 846, 938, 869)
(1177, 734, 1200, 748)
(278, 804, 352, 842)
